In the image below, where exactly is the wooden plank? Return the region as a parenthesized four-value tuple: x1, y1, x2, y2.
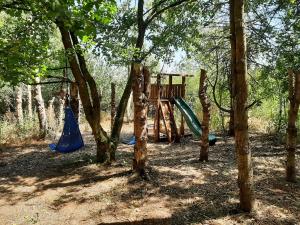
(167, 101, 180, 142)
(180, 76, 186, 135)
(158, 73, 194, 77)
(160, 102, 172, 142)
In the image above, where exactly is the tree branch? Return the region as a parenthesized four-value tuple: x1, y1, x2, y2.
(209, 75, 232, 113)
(47, 66, 71, 71)
(246, 99, 260, 110)
(0, 0, 30, 11)
(145, 0, 194, 26)
(28, 80, 72, 85)
(143, 0, 169, 16)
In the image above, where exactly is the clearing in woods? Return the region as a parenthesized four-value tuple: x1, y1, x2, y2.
(0, 124, 299, 225)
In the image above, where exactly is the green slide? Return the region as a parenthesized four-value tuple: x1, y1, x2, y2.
(174, 97, 217, 146)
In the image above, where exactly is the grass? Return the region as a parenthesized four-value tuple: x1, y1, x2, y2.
(0, 115, 41, 145)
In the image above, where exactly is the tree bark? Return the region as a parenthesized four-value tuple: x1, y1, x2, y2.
(58, 97, 65, 128)
(16, 85, 23, 124)
(70, 82, 79, 121)
(232, 0, 254, 212)
(47, 97, 55, 129)
(277, 89, 283, 133)
(27, 85, 33, 119)
(32, 78, 48, 138)
(125, 92, 134, 122)
(132, 64, 151, 176)
(199, 69, 210, 162)
(229, 0, 236, 137)
(286, 70, 300, 182)
(111, 82, 116, 130)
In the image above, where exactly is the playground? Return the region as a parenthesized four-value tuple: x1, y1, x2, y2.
(1, 1, 299, 224)
(0, 123, 299, 225)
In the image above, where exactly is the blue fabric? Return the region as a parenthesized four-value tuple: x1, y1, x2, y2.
(127, 136, 136, 145)
(49, 107, 84, 153)
(122, 135, 136, 145)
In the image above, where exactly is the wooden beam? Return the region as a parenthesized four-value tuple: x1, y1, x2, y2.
(157, 73, 194, 77)
(160, 102, 172, 142)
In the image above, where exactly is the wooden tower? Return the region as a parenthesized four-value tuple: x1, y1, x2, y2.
(149, 73, 193, 143)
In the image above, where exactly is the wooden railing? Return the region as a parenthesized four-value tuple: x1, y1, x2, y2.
(149, 84, 185, 101)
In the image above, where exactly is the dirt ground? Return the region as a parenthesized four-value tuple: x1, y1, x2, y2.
(0, 123, 299, 225)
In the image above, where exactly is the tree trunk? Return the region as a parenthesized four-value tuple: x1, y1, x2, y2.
(229, 0, 236, 137)
(232, 0, 254, 212)
(286, 70, 300, 182)
(125, 92, 134, 122)
(16, 85, 23, 124)
(277, 86, 283, 133)
(228, 109, 235, 136)
(27, 85, 33, 119)
(199, 69, 210, 162)
(32, 78, 48, 138)
(58, 97, 65, 128)
(70, 82, 79, 121)
(57, 23, 110, 163)
(47, 97, 55, 129)
(110, 64, 134, 160)
(111, 82, 116, 130)
(132, 64, 151, 176)
(78, 99, 82, 122)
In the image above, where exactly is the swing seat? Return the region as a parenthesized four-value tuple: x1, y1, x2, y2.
(49, 107, 84, 153)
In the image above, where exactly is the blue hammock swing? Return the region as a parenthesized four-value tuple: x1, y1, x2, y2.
(49, 106, 84, 153)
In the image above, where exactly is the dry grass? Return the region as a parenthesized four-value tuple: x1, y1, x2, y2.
(0, 123, 299, 225)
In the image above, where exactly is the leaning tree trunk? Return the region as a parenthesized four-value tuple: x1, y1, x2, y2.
(132, 64, 151, 176)
(27, 85, 33, 119)
(286, 70, 300, 182)
(232, 0, 254, 212)
(15, 85, 23, 124)
(110, 65, 134, 160)
(58, 23, 111, 163)
(32, 78, 48, 138)
(199, 69, 211, 162)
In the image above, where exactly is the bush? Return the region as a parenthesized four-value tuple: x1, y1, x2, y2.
(0, 115, 40, 145)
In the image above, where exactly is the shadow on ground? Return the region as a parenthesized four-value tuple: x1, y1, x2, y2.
(0, 132, 299, 225)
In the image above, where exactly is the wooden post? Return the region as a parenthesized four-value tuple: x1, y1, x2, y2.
(199, 70, 210, 161)
(286, 70, 300, 182)
(154, 74, 161, 142)
(168, 75, 173, 99)
(168, 75, 175, 140)
(111, 82, 116, 130)
(132, 64, 151, 177)
(180, 76, 186, 136)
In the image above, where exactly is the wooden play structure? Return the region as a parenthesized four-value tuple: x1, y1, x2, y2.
(149, 73, 193, 143)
